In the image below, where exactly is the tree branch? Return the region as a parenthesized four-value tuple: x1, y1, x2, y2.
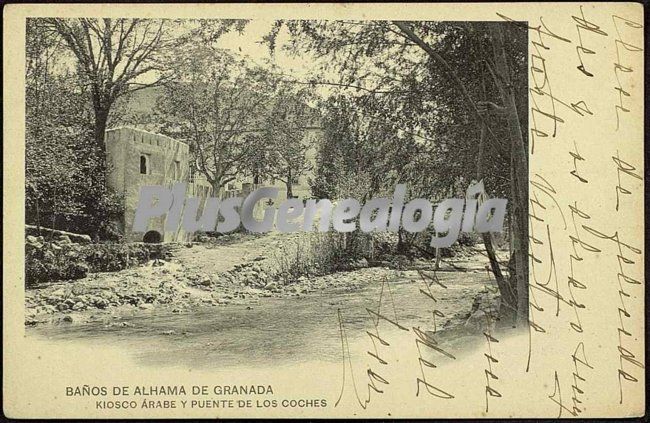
(392, 21, 507, 156)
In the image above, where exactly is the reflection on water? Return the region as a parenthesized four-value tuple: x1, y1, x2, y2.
(28, 273, 488, 369)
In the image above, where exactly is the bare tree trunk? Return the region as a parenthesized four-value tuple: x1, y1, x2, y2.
(488, 23, 529, 326)
(473, 73, 516, 323)
(93, 106, 111, 190)
(286, 169, 294, 199)
(35, 193, 42, 235)
(94, 106, 110, 155)
(286, 181, 294, 199)
(478, 120, 517, 323)
(210, 180, 222, 199)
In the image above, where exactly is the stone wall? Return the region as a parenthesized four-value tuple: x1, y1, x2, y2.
(25, 233, 173, 286)
(106, 126, 321, 239)
(106, 127, 212, 242)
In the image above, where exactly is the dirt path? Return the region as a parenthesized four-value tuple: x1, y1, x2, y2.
(171, 231, 301, 275)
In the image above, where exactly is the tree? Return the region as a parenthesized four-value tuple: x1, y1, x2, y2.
(43, 18, 178, 158)
(392, 21, 528, 324)
(156, 45, 276, 194)
(25, 19, 124, 239)
(260, 85, 317, 199)
(270, 20, 529, 324)
(25, 18, 249, 239)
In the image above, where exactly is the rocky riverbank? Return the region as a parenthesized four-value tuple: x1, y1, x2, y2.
(26, 259, 397, 326)
(25, 232, 503, 329)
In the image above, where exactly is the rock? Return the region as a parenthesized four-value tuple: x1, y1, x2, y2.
(49, 288, 66, 297)
(264, 282, 277, 290)
(61, 315, 73, 323)
(42, 305, 57, 314)
(138, 303, 154, 310)
(94, 298, 109, 309)
(106, 321, 133, 328)
(26, 225, 91, 244)
(57, 303, 69, 311)
(72, 302, 86, 311)
(57, 235, 72, 245)
(200, 276, 213, 286)
(71, 285, 87, 296)
(161, 330, 175, 335)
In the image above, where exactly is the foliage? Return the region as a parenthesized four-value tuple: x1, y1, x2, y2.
(25, 242, 89, 285)
(26, 20, 125, 239)
(25, 19, 247, 239)
(253, 83, 318, 198)
(272, 232, 368, 284)
(154, 45, 276, 193)
(280, 21, 526, 202)
(268, 19, 528, 322)
(25, 241, 172, 286)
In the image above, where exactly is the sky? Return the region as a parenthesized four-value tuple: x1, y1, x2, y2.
(213, 19, 336, 100)
(126, 19, 331, 99)
(41, 18, 359, 101)
(215, 19, 313, 78)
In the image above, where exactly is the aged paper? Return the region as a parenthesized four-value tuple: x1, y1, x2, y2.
(3, 2, 644, 418)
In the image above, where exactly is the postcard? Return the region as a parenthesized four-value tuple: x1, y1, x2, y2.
(3, 2, 645, 418)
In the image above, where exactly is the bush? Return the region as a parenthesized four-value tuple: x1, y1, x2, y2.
(25, 241, 88, 285)
(272, 232, 369, 284)
(81, 243, 164, 272)
(25, 240, 172, 286)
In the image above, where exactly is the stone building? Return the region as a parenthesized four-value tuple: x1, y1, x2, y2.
(115, 86, 323, 211)
(105, 127, 212, 243)
(105, 125, 323, 243)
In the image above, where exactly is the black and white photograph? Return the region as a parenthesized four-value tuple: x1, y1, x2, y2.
(5, 2, 646, 419)
(24, 17, 529, 367)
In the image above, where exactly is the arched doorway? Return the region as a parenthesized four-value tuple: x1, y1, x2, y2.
(143, 230, 162, 243)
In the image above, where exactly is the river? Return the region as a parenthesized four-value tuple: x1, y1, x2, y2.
(28, 270, 492, 369)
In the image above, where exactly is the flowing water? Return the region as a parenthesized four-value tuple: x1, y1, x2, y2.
(28, 272, 489, 369)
